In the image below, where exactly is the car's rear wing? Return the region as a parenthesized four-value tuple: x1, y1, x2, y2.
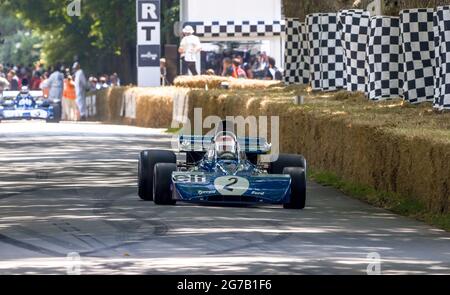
(1, 91, 44, 99)
(178, 135, 271, 154)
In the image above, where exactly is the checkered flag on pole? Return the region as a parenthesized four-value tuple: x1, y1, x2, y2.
(338, 9, 371, 93)
(367, 16, 404, 101)
(400, 9, 436, 104)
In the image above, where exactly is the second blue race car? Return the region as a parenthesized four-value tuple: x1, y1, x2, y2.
(0, 87, 61, 123)
(138, 121, 307, 209)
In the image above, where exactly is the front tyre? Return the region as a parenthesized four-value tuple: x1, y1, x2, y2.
(153, 163, 177, 205)
(283, 167, 306, 209)
(138, 150, 176, 201)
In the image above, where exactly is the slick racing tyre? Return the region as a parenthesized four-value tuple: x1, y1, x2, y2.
(269, 154, 307, 175)
(138, 150, 176, 201)
(47, 103, 62, 123)
(153, 163, 177, 205)
(283, 167, 307, 209)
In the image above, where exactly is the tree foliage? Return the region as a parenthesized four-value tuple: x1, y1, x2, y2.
(0, 9, 43, 66)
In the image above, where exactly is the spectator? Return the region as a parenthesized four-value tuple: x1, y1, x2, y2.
(232, 58, 247, 79)
(110, 73, 120, 87)
(7, 70, 20, 90)
(40, 72, 50, 98)
(222, 58, 233, 77)
(243, 62, 254, 79)
(46, 63, 64, 100)
(179, 25, 201, 76)
(0, 64, 5, 78)
(0, 76, 9, 92)
(73, 62, 88, 121)
(258, 52, 269, 71)
(30, 72, 42, 90)
(99, 76, 109, 89)
(160, 58, 168, 86)
(264, 57, 283, 81)
(88, 77, 98, 92)
(62, 74, 79, 121)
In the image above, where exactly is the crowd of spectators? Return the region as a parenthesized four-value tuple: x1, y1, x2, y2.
(216, 51, 282, 80)
(0, 62, 121, 121)
(0, 63, 120, 93)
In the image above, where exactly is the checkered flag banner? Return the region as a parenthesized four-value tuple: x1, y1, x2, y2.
(367, 16, 404, 101)
(307, 13, 346, 91)
(434, 6, 450, 110)
(284, 19, 310, 85)
(338, 9, 371, 93)
(285, 18, 301, 84)
(400, 9, 436, 104)
(183, 20, 285, 38)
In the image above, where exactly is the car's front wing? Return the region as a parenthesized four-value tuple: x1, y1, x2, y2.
(0, 108, 50, 120)
(172, 172, 292, 204)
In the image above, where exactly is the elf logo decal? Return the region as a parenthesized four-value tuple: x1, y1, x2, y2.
(214, 176, 249, 196)
(173, 174, 206, 183)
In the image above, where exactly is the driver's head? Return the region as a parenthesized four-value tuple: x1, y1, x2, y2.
(215, 134, 238, 160)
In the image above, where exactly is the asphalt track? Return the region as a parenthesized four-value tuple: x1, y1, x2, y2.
(0, 122, 449, 275)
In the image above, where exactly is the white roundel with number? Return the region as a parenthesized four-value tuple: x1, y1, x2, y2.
(214, 176, 250, 196)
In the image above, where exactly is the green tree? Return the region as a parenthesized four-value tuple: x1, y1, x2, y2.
(0, 9, 43, 66)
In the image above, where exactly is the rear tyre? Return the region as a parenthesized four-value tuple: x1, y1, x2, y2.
(153, 163, 177, 205)
(138, 150, 176, 201)
(283, 167, 307, 209)
(269, 154, 306, 174)
(47, 103, 61, 123)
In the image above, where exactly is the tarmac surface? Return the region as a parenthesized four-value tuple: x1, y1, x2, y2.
(0, 122, 449, 274)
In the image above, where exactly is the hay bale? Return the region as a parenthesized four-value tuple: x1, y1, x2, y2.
(89, 86, 190, 128)
(134, 87, 180, 128)
(173, 75, 282, 89)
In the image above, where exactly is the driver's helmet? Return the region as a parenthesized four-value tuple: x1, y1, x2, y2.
(214, 132, 238, 160)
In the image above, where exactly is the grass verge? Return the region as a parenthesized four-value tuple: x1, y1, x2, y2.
(309, 169, 450, 232)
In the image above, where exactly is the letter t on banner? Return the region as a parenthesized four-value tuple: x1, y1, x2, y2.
(136, 0, 161, 87)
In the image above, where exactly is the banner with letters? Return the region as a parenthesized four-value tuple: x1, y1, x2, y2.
(136, 0, 161, 87)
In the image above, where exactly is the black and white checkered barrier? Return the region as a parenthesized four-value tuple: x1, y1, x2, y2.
(284, 19, 310, 85)
(338, 9, 371, 93)
(400, 9, 436, 104)
(306, 13, 346, 91)
(183, 21, 285, 38)
(434, 6, 450, 110)
(367, 16, 403, 101)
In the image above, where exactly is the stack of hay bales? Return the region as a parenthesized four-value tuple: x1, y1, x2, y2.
(173, 75, 283, 89)
(90, 87, 186, 128)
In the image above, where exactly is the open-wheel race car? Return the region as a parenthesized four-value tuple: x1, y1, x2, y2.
(0, 87, 61, 123)
(138, 121, 307, 209)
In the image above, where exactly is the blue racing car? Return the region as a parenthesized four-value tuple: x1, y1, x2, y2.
(138, 121, 307, 209)
(0, 87, 61, 123)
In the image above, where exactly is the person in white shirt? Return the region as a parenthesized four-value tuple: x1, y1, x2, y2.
(0, 76, 9, 92)
(73, 62, 88, 121)
(47, 63, 64, 100)
(178, 25, 201, 76)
